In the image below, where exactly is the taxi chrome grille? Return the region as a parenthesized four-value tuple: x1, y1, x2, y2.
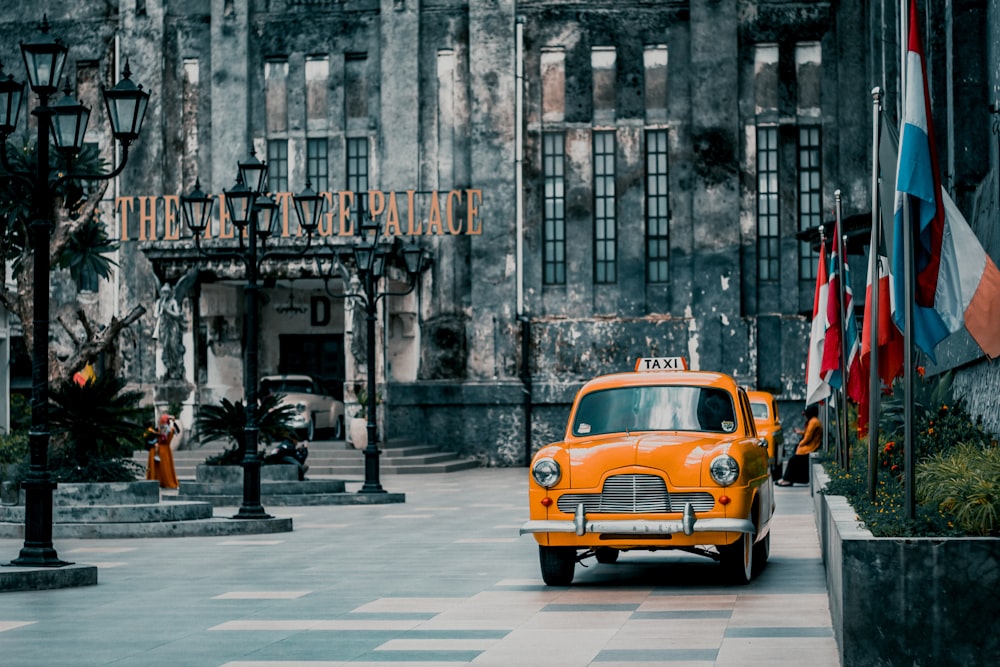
(556, 474, 715, 514)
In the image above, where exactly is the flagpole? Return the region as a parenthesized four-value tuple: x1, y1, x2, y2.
(868, 87, 882, 500)
(817, 224, 831, 458)
(900, 0, 916, 522)
(834, 191, 850, 470)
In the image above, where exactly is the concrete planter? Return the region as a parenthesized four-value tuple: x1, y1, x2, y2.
(811, 462, 1000, 666)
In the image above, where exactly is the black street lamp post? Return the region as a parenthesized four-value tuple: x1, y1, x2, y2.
(181, 157, 324, 519)
(316, 210, 426, 494)
(0, 17, 149, 566)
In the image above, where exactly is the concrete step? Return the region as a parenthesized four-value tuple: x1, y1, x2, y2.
(134, 438, 480, 477)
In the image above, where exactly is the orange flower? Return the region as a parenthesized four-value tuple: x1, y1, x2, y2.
(917, 366, 926, 377)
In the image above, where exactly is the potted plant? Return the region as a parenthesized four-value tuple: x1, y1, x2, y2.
(194, 394, 297, 465)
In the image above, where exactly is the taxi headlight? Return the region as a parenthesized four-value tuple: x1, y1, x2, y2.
(710, 455, 740, 486)
(531, 458, 561, 488)
(294, 402, 307, 414)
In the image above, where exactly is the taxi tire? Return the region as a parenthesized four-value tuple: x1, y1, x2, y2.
(305, 417, 316, 442)
(751, 531, 770, 577)
(719, 534, 753, 585)
(332, 415, 344, 441)
(539, 546, 576, 586)
(595, 547, 619, 564)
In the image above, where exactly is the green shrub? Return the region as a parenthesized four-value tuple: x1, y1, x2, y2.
(195, 394, 296, 465)
(47, 375, 150, 483)
(916, 442, 1000, 536)
(822, 369, 998, 537)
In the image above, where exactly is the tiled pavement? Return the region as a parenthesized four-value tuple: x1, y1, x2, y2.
(0, 469, 839, 666)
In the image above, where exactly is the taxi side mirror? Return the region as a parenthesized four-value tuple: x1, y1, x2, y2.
(758, 438, 768, 449)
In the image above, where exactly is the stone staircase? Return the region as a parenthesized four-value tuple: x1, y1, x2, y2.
(136, 436, 479, 480)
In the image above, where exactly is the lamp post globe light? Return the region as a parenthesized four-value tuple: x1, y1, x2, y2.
(316, 204, 426, 494)
(0, 17, 149, 567)
(180, 155, 324, 520)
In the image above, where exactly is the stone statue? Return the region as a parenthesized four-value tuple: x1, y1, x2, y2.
(153, 268, 199, 382)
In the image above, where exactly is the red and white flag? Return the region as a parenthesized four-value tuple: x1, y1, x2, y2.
(806, 240, 831, 406)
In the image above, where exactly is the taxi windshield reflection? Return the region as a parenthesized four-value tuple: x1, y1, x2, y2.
(572, 386, 736, 436)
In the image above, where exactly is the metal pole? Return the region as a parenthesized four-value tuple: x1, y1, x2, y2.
(234, 215, 269, 519)
(360, 270, 385, 493)
(12, 99, 69, 566)
(868, 87, 883, 500)
(902, 197, 916, 520)
(834, 191, 850, 470)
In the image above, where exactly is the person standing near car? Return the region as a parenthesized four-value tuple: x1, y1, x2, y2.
(776, 403, 822, 487)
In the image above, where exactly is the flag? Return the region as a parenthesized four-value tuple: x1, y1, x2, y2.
(892, 0, 950, 361)
(820, 222, 863, 401)
(859, 251, 904, 433)
(934, 190, 1000, 358)
(892, 0, 1000, 361)
(806, 239, 831, 406)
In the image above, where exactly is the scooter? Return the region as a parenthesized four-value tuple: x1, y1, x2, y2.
(262, 439, 309, 480)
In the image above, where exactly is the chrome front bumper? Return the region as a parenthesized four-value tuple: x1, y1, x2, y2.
(519, 502, 755, 537)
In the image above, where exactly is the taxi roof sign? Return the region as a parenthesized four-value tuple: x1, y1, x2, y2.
(634, 357, 688, 371)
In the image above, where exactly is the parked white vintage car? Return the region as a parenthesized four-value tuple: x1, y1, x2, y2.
(259, 374, 344, 441)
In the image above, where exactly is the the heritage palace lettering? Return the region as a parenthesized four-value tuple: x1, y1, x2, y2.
(117, 189, 483, 241)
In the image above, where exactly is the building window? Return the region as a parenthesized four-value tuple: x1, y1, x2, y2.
(593, 131, 616, 284)
(306, 138, 328, 193)
(798, 126, 822, 280)
(757, 126, 779, 281)
(347, 137, 369, 213)
(267, 139, 288, 193)
(646, 130, 669, 283)
(543, 133, 566, 285)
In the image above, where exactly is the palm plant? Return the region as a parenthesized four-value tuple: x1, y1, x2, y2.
(47, 374, 150, 482)
(195, 394, 297, 465)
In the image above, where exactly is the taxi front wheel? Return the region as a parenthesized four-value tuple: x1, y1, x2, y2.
(719, 534, 754, 585)
(539, 546, 576, 586)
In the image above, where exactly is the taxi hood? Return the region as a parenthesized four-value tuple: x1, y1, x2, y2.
(567, 432, 730, 488)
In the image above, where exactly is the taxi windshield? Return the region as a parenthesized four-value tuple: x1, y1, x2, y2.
(750, 402, 769, 420)
(572, 385, 737, 436)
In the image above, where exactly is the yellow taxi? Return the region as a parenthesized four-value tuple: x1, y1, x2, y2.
(521, 357, 774, 585)
(747, 390, 785, 480)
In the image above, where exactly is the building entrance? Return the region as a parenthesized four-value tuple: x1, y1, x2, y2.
(278, 334, 345, 400)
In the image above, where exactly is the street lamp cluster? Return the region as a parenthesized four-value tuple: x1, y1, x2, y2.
(181, 155, 427, 513)
(0, 17, 150, 567)
(179, 154, 326, 520)
(314, 213, 426, 494)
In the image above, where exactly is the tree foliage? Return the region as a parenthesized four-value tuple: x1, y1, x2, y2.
(0, 135, 146, 386)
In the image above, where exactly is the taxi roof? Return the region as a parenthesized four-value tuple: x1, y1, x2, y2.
(579, 369, 739, 393)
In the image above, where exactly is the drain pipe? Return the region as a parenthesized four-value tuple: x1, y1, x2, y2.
(515, 15, 532, 466)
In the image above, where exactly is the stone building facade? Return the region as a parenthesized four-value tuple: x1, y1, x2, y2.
(0, 1, 997, 460)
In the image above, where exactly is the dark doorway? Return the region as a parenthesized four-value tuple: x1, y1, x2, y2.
(278, 334, 345, 400)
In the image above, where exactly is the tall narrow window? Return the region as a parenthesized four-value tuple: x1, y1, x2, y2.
(306, 138, 329, 193)
(347, 137, 369, 208)
(798, 126, 822, 280)
(593, 131, 616, 283)
(646, 130, 670, 283)
(267, 139, 288, 193)
(757, 126, 779, 281)
(543, 133, 566, 285)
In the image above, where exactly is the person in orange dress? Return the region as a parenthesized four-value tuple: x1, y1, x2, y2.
(146, 414, 180, 489)
(776, 403, 823, 486)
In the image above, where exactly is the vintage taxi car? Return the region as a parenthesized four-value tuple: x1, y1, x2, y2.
(259, 374, 344, 441)
(521, 358, 774, 586)
(747, 390, 785, 480)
